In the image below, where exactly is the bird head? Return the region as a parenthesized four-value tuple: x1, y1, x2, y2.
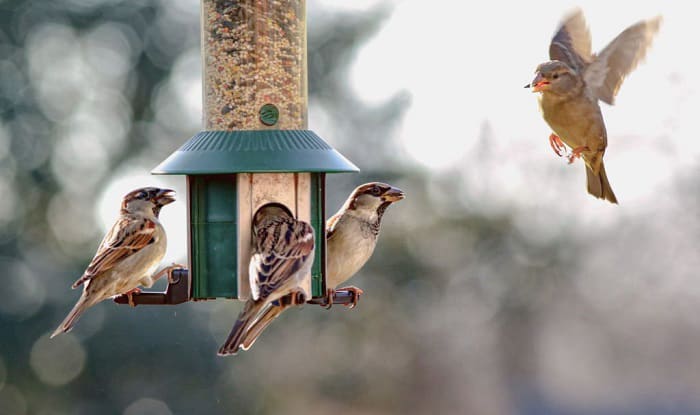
(345, 182, 405, 221)
(525, 60, 580, 95)
(252, 203, 294, 232)
(121, 187, 176, 217)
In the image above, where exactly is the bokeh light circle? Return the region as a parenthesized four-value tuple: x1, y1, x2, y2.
(30, 334, 86, 386)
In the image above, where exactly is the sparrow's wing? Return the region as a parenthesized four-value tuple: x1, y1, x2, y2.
(584, 16, 661, 105)
(325, 213, 341, 240)
(549, 8, 592, 73)
(72, 216, 157, 288)
(249, 218, 314, 301)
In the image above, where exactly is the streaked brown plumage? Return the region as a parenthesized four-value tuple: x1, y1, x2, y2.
(217, 203, 315, 356)
(527, 9, 661, 204)
(236, 183, 404, 352)
(51, 187, 175, 338)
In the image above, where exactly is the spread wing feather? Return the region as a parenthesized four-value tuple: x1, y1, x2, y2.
(549, 9, 592, 73)
(584, 16, 662, 104)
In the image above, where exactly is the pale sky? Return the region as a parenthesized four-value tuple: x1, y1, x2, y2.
(332, 1, 696, 229)
(346, 0, 695, 170)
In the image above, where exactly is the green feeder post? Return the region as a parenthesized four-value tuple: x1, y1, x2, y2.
(119, 0, 358, 306)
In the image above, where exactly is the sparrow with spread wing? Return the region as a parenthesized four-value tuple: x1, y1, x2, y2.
(51, 187, 176, 338)
(217, 203, 315, 356)
(236, 183, 404, 352)
(526, 9, 661, 204)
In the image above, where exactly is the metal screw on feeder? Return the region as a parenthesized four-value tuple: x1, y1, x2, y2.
(115, 0, 359, 307)
(259, 104, 279, 126)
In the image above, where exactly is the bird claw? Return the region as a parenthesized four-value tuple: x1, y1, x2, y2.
(324, 288, 335, 309)
(290, 291, 306, 306)
(567, 146, 589, 164)
(549, 133, 566, 157)
(338, 286, 364, 309)
(167, 264, 187, 283)
(125, 287, 142, 307)
(323, 287, 364, 309)
(151, 264, 186, 284)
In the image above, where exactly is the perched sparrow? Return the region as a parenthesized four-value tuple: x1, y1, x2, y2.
(526, 9, 661, 204)
(51, 187, 175, 338)
(237, 182, 405, 352)
(217, 203, 315, 356)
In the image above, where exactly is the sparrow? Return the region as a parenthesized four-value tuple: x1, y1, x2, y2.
(526, 9, 661, 204)
(236, 182, 405, 352)
(51, 187, 176, 338)
(217, 203, 315, 356)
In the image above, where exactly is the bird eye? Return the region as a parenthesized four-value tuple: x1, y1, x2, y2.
(371, 186, 382, 196)
(552, 73, 559, 79)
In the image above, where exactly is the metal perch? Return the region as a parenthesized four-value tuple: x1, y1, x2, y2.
(114, 268, 361, 307)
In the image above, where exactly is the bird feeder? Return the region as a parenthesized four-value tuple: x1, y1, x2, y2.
(117, 0, 358, 306)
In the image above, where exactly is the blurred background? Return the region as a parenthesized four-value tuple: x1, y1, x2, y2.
(1, 0, 699, 414)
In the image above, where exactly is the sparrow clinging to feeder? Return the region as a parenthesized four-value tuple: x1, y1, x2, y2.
(51, 187, 176, 338)
(217, 203, 315, 356)
(526, 9, 662, 204)
(237, 182, 405, 352)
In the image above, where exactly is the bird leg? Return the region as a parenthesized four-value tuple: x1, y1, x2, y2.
(324, 288, 335, 309)
(151, 263, 187, 283)
(549, 133, 566, 157)
(125, 287, 142, 307)
(291, 290, 306, 306)
(322, 286, 364, 309)
(337, 286, 364, 309)
(568, 146, 589, 164)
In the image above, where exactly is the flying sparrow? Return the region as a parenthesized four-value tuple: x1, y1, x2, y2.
(51, 187, 176, 338)
(217, 203, 315, 356)
(237, 182, 405, 352)
(526, 9, 661, 204)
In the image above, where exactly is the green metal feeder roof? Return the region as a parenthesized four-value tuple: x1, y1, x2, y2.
(152, 130, 359, 175)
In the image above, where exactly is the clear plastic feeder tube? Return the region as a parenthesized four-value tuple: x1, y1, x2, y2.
(202, 0, 308, 130)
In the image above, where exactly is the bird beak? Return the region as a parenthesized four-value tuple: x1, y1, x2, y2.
(529, 73, 549, 92)
(381, 186, 405, 203)
(524, 83, 531, 88)
(155, 189, 176, 205)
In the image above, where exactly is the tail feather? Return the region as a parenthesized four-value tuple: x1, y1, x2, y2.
(586, 162, 618, 204)
(217, 300, 264, 356)
(71, 273, 90, 289)
(51, 294, 93, 339)
(240, 305, 285, 351)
